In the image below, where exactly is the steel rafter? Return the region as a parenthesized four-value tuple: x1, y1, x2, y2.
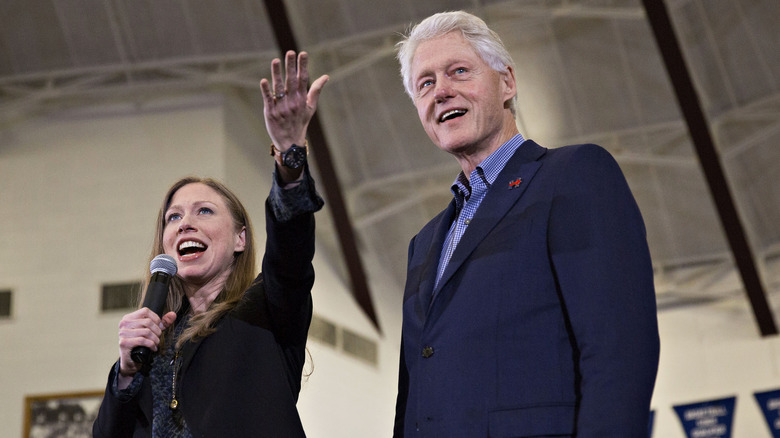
(642, 0, 778, 336)
(263, 0, 381, 333)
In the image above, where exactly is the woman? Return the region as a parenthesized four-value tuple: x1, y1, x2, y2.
(93, 51, 328, 437)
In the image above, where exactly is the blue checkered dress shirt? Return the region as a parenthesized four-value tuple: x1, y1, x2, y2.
(435, 133, 526, 290)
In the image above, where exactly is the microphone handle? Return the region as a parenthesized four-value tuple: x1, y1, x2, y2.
(130, 273, 171, 366)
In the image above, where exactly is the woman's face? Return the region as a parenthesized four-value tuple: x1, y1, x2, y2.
(162, 183, 246, 288)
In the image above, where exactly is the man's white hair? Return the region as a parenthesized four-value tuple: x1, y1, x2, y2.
(396, 11, 517, 114)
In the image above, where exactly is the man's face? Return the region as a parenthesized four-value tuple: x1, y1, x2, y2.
(410, 31, 516, 157)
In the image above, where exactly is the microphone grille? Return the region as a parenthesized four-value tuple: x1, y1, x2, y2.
(150, 254, 178, 276)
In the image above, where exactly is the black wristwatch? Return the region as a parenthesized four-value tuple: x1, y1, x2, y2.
(270, 143, 307, 169)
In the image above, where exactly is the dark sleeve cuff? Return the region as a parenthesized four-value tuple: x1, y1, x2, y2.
(268, 163, 324, 222)
(110, 361, 143, 401)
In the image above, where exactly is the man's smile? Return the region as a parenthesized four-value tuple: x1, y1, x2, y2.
(439, 109, 468, 123)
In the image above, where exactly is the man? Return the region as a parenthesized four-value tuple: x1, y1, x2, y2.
(393, 11, 660, 437)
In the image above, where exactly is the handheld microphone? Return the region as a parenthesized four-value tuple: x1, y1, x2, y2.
(130, 254, 178, 368)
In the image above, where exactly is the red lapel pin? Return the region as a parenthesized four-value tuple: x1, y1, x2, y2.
(508, 178, 523, 189)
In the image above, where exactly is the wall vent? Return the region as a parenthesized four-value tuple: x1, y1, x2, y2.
(101, 282, 141, 312)
(309, 314, 338, 346)
(308, 314, 378, 366)
(342, 327, 378, 365)
(0, 289, 11, 318)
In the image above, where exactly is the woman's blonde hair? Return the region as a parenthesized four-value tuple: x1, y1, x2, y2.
(139, 177, 256, 350)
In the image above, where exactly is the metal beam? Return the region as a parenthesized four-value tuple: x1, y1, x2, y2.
(641, 0, 778, 336)
(263, 0, 381, 333)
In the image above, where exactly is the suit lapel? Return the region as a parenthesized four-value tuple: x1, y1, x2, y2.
(431, 141, 547, 301)
(415, 200, 456, 314)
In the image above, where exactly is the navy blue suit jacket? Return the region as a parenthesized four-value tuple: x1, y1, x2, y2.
(394, 141, 660, 437)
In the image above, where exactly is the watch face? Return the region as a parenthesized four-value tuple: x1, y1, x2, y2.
(282, 145, 306, 169)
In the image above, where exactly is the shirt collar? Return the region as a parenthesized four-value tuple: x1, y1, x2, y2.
(450, 133, 526, 203)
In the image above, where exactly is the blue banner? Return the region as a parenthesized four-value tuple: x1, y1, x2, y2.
(754, 389, 780, 437)
(673, 396, 736, 438)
